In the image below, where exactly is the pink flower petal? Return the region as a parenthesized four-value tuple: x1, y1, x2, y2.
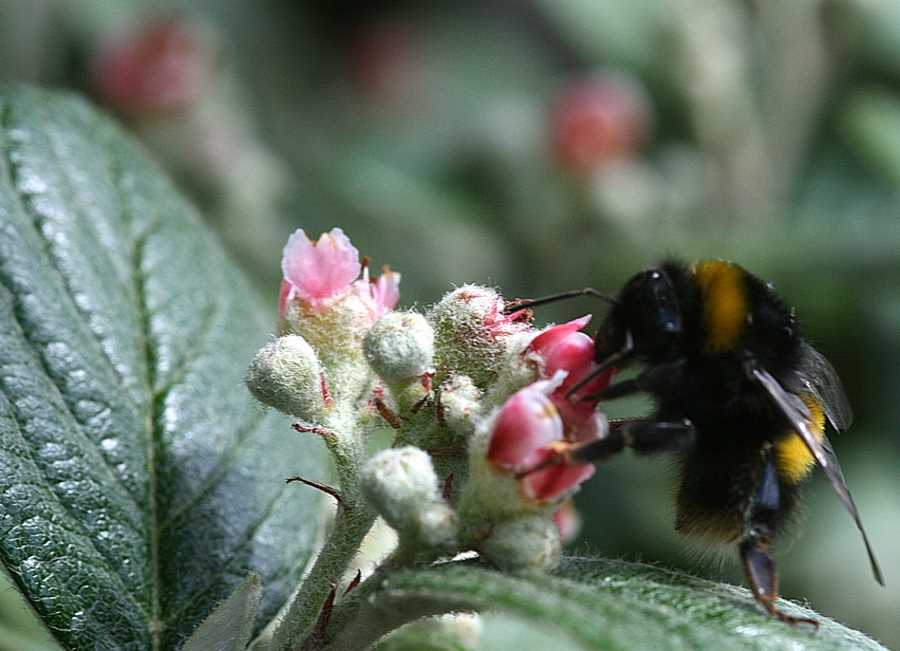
(553, 500, 582, 543)
(372, 268, 401, 314)
(520, 450, 595, 502)
(278, 279, 291, 319)
(528, 317, 601, 396)
(281, 228, 361, 305)
(488, 380, 565, 472)
(529, 315, 592, 356)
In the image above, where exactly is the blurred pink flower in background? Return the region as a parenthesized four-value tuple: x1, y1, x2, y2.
(550, 72, 651, 173)
(93, 17, 212, 115)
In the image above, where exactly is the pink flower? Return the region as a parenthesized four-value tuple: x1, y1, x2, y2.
(282, 228, 361, 307)
(527, 316, 614, 439)
(278, 279, 292, 320)
(93, 17, 211, 115)
(279, 228, 400, 321)
(347, 19, 424, 108)
(357, 265, 401, 318)
(553, 499, 582, 544)
(487, 378, 596, 503)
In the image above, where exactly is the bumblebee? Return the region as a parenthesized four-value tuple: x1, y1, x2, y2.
(511, 259, 883, 626)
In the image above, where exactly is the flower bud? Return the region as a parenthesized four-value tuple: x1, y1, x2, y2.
(381, 614, 482, 651)
(361, 447, 457, 547)
(245, 335, 326, 421)
(363, 311, 434, 386)
(439, 374, 482, 439)
(428, 285, 529, 388)
(479, 515, 561, 572)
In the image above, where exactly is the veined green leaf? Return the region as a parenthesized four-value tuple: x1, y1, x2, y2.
(367, 557, 886, 651)
(182, 574, 262, 651)
(0, 87, 326, 650)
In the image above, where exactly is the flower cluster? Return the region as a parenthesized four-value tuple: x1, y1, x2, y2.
(246, 226, 613, 578)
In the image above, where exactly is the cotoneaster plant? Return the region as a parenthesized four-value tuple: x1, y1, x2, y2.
(246, 227, 602, 650)
(0, 88, 888, 651)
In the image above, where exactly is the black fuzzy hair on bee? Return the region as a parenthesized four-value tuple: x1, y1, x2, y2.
(514, 259, 883, 628)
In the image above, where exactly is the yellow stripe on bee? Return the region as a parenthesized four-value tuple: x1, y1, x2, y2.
(775, 394, 826, 484)
(691, 260, 748, 352)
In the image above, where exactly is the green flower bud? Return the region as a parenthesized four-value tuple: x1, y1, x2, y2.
(363, 311, 434, 386)
(245, 335, 326, 421)
(282, 290, 375, 370)
(361, 447, 457, 547)
(428, 285, 529, 389)
(439, 374, 482, 439)
(479, 514, 561, 572)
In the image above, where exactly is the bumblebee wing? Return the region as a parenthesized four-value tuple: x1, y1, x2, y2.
(751, 366, 884, 586)
(796, 342, 853, 431)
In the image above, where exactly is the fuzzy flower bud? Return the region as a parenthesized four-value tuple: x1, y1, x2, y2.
(361, 447, 457, 547)
(428, 285, 530, 388)
(438, 374, 482, 439)
(363, 311, 434, 386)
(245, 335, 326, 421)
(479, 515, 561, 572)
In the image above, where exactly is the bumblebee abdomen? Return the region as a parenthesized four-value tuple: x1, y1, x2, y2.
(674, 432, 803, 543)
(674, 443, 751, 543)
(774, 394, 826, 484)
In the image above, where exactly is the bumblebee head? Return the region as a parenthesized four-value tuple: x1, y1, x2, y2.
(596, 268, 682, 364)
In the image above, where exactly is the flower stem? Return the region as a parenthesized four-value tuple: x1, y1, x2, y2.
(320, 550, 451, 651)
(264, 501, 376, 651)
(256, 416, 376, 651)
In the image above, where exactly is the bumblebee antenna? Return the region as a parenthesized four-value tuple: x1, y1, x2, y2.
(504, 287, 618, 314)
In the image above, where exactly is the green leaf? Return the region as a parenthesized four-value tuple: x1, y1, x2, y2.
(366, 558, 886, 651)
(0, 87, 326, 650)
(182, 574, 262, 651)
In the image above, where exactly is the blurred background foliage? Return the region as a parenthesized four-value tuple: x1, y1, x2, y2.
(1, 0, 899, 648)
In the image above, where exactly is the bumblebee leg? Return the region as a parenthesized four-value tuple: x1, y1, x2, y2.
(739, 450, 819, 629)
(739, 530, 818, 629)
(571, 418, 695, 463)
(582, 359, 686, 402)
